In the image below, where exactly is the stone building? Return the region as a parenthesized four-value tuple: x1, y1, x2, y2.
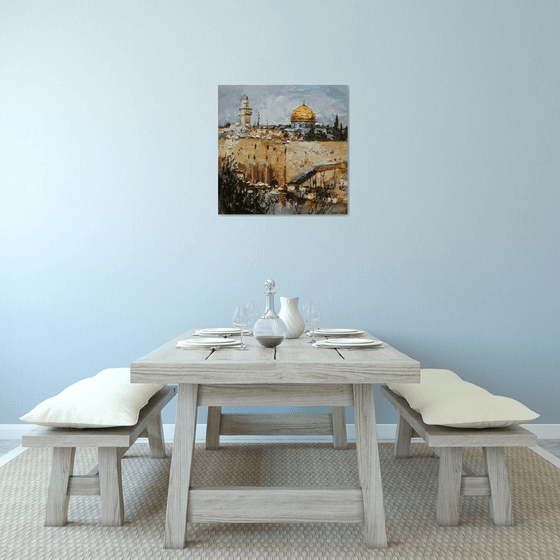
(218, 96, 347, 204)
(289, 102, 315, 130)
(238, 94, 253, 127)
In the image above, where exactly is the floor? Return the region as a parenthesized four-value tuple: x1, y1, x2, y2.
(2, 438, 560, 460)
(538, 439, 560, 459)
(0, 439, 21, 457)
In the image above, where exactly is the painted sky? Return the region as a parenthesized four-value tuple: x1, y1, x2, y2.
(218, 85, 348, 128)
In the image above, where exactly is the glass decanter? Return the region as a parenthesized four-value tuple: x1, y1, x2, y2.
(253, 279, 287, 348)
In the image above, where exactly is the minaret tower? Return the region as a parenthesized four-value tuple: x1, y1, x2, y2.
(238, 94, 253, 127)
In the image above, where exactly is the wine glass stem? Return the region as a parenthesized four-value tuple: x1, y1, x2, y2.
(240, 328, 244, 348)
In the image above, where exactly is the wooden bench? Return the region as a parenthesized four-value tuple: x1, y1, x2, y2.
(22, 385, 176, 527)
(380, 384, 537, 526)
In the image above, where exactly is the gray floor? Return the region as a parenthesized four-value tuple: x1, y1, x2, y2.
(538, 439, 560, 459)
(2, 438, 560, 460)
(0, 439, 21, 457)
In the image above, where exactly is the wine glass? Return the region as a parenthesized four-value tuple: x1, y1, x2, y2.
(302, 301, 312, 335)
(246, 301, 260, 335)
(232, 306, 250, 351)
(305, 303, 322, 344)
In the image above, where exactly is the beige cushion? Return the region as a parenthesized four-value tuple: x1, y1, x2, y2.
(20, 368, 165, 429)
(387, 369, 539, 429)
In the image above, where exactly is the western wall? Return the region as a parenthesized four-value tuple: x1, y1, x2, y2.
(218, 137, 348, 187)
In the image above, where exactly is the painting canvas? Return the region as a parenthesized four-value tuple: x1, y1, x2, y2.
(218, 85, 348, 215)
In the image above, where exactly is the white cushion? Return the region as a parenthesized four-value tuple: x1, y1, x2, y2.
(387, 369, 539, 429)
(20, 368, 165, 429)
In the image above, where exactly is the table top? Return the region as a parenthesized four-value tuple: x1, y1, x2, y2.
(130, 328, 420, 385)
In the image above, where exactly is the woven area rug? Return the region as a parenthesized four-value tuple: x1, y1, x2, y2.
(1, 442, 560, 559)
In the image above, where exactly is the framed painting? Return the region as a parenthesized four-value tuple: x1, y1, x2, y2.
(218, 85, 348, 215)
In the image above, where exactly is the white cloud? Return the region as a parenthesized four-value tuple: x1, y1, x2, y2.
(218, 85, 348, 127)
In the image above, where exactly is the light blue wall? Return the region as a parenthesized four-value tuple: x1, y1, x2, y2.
(1, 1, 559, 426)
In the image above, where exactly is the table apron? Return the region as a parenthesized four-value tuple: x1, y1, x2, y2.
(131, 363, 420, 384)
(197, 383, 355, 406)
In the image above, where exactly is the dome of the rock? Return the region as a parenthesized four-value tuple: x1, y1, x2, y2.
(290, 103, 316, 123)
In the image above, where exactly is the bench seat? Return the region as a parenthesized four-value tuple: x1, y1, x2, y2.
(380, 384, 537, 527)
(22, 385, 176, 527)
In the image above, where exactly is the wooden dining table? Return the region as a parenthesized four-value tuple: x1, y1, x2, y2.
(130, 328, 420, 550)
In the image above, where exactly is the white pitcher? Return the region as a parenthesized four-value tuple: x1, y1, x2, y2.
(278, 297, 305, 339)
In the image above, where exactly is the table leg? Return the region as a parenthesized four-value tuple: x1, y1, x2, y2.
(353, 384, 387, 549)
(331, 406, 348, 450)
(206, 406, 222, 450)
(164, 383, 198, 549)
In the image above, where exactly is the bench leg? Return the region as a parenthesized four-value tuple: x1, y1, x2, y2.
(394, 413, 413, 458)
(437, 447, 463, 526)
(206, 406, 221, 450)
(45, 447, 76, 527)
(483, 447, 513, 526)
(331, 406, 347, 449)
(146, 412, 166, 459)
(99, 447, 125, 527)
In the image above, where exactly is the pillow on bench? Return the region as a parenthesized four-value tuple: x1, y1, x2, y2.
(20, 368, 165, 429)
(387, 369, 539, 429)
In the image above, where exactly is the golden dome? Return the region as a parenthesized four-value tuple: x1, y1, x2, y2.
(290, 104, 316, 123)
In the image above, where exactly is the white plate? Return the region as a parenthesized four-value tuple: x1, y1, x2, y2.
(176, 338, 240, 347)
(199, 327, 241, 334)
(314, 338, 383, 348)
(318, 338, 379, 345)
(314, 344, 382, 349)
(177, 343, 241, 349)
(193, 332, 239, 337)
(194, 328, 248, 337)
(312, 328, 365, 336)
(181, 344, 241, 349)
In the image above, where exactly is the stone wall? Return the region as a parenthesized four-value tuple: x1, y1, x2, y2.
(218, 137, 348, 187)
(219, 137, 287, 185)
(285, 141, 347, 183)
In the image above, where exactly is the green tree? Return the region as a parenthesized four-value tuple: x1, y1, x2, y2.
(304, 124, 316, 141)
(291, 184, 338, 215)
(218, 161, 272, 214)
(331, 115, 345, 140)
